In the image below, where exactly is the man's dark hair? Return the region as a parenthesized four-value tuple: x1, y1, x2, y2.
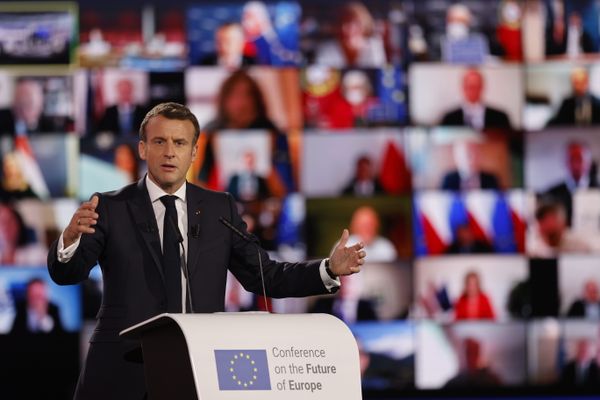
(139, 102, 201, 143)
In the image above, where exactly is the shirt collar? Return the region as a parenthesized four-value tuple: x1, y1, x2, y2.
(145, 174, 187, 204)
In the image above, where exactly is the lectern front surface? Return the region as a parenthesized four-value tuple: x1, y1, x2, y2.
(166, 313, 362, 400)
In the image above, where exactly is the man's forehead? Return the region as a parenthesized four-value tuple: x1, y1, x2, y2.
(146, 116, 195, 137)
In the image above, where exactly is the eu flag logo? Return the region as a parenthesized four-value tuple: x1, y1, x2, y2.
(214, 350, 271, 390)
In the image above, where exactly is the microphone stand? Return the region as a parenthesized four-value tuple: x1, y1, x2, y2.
(219, 217, 269, 313)
(167, 216, 194, 313)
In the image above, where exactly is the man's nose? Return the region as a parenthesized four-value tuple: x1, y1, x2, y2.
(164, 141, 175, 157)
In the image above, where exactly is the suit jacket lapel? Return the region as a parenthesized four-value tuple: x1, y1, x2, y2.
(127, 178, 165, 283)
(186, 182, 204, 277)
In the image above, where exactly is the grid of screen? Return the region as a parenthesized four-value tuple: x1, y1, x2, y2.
(1, 0, 600, 398)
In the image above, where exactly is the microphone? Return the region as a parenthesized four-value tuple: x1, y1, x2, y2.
(219, 216, 269, 313)
(166, 215, 194, 314)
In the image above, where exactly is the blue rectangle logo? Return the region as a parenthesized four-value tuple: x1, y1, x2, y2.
(214, 349, 271, 391)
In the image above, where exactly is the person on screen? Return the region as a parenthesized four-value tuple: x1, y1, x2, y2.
(0, 152, 38, 201)
(567, 279, 600, 319)
(560, 338, 600, 387)
(200, 22, 255, 68)
(439, 68, 512, 130)
(543, 140, 598, 226)
(340, 70, 380, 127)
(444, 337, 502, 388)
(454, 271, 495, 320)
(47, 102, 366, 399)
(0, 203, 46, 266)
(446, 223, 493, 254)
(200, 70, 293, 193)
(548, 67, 600, 126)
(98, 78, 147, 136)
(440, 4, 491, 63)
(241, 1, 300, 66)
(10, 278, 64, 335)
(226, 149, 271, 202)
(314, 2, 386, 67)
(546, 10, 595, 57)
(11, 78, 73, 135)
(441, 140, 500, 191)
(309, 273, 377, 324)
(348, 206, 397, 262)
(113, 143, 140, 183)
(342, 155, 384, 197)
(528, 200, 593, 257)
(496, 0, 523, 61)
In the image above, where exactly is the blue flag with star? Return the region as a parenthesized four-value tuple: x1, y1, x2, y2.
(215, 350, 271, 390)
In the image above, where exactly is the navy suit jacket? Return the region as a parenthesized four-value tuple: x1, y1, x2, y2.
(47, 178, 329, 399)
(440, 106, 512, 130)
(441, 171, 500, 191)
(548, 95, 600, 126)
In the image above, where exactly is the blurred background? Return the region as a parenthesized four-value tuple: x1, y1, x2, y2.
(1, 0, 600, 398)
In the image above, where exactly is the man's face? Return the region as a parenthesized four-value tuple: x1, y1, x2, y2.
(356, 158, 373, 181)
(567, 144, 588, 181)
(572, 69, 589, 97)
(138, 115, 197, 193)
(538, 210, 566, 247)
(216, 25, 244, 60)
(13, 81, 44, 122)
(27, 281, 49, 316)
(462, 70, 484, 104)
(116, 80, 134, 105)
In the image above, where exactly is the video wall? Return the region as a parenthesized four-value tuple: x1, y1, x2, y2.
(1, 0, 600, 398)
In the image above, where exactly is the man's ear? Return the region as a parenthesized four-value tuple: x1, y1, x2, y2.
(138, 140, 147, 161)
(192, 143, 198, 159)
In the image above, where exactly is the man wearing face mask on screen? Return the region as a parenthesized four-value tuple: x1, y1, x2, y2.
(441, 4, 490, 64)
(47, 102, 367, 399)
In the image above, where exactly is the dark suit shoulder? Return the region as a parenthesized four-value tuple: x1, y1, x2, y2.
(440, 108, 464, 126)
(98, 181, 141, 201)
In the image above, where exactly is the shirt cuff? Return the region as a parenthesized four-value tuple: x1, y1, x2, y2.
(319, 259, 340, 293)
(57, 232, 81, 263)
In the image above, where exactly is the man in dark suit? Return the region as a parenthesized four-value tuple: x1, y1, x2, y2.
(548, 67, 600, 126)
(48, 102, 366, 399)
(9, 277, 64, 335)
(440, 68, 512, 130)
(544, 140, 598, 226)
(98, 78, 146, 136)
(226, 150, 271, 201)
(1, 78, 75, 135)
(560, 339, 600, 388)
(567, 279, 600, 319)
(342, 155, 385, 197)
(546, 10, 596, 56)
(441, 140, 500, 191)
(199, 22, 256, 67)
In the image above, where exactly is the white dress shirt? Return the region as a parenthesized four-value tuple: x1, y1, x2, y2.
(57, 176, 339, 311)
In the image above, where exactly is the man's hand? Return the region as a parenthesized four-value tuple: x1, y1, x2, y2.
(328, 229, 366, 277)
(63, 195, 99, 248)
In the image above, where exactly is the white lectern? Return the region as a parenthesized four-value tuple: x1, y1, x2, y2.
(120, 313, 362, 400)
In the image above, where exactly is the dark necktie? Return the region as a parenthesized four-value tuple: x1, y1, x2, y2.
(160, 195, 182, 312)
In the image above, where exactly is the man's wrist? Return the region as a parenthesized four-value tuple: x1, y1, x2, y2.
(324, 258, 337, 279)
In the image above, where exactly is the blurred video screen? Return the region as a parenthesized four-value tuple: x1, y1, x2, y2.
(4, 0, 600, 399)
